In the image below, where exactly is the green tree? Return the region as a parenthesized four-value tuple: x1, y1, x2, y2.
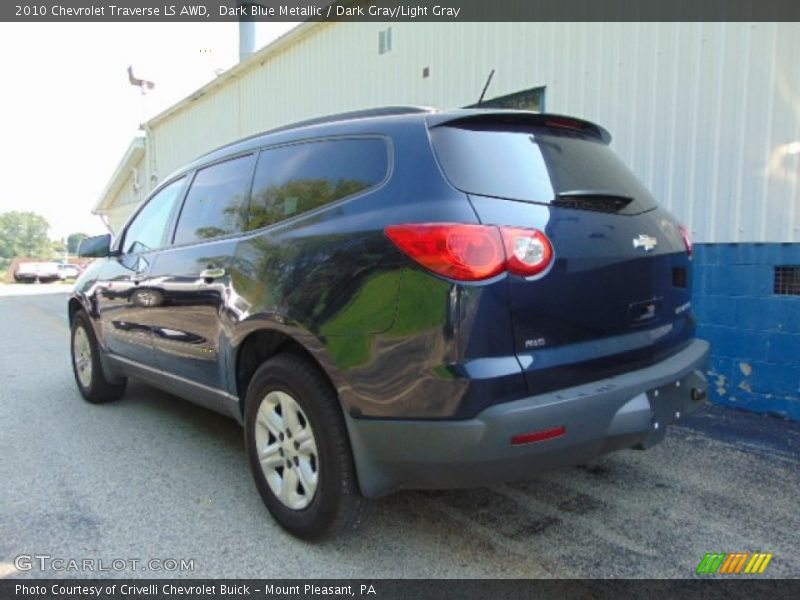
(66, 232, 89, 254)
(246, 178, 368, 230)
(0, 211, 51, 259)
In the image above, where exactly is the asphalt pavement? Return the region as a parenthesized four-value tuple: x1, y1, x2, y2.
(1, 285, 798, 579)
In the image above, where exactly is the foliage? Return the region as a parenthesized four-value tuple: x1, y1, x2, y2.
(247, 178, 368, 231)
(0, 211, 51, 259)
(320, 269, 449, 369)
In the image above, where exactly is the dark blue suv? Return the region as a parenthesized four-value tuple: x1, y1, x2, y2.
(70, 107, 709, 539)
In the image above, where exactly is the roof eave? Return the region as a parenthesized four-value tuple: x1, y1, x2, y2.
(93, 137, 146, 214)
(145, 21, 323, 130)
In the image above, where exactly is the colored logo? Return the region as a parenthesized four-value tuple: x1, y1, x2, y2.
(696, 552, 773, 574)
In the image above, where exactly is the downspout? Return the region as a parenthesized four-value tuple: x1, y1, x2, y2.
(239, 4, 257, 62)
(142, 122, 158, 189)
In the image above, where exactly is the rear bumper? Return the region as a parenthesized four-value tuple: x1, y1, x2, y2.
(345, 338, 709, 498)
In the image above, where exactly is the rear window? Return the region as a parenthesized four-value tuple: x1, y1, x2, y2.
(247, 137, 388, 230)
(429, 123, 657, 214)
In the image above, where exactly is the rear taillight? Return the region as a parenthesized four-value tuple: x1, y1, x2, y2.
(384, 224, 504, 281)
(385, 223, 554, 281)
(678, 224, 692, 257)
(499, 227, 553, 277)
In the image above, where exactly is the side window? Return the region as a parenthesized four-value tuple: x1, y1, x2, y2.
(122, 177, 185, 255)
(173, 154, 255, 246)
(248, 138, 388, 230)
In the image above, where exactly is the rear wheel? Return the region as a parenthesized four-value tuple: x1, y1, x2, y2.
(70, 311, 126, 403)
(244, 353, 371, 540)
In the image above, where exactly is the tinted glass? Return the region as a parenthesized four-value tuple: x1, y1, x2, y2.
(173, 154, 255, 245)
(123, 177, 185, 254)
(248, 138, 388, 230)
(430, 124, 657, 214)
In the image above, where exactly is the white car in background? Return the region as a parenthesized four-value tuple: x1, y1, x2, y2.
(14, 261, 61, 283)
(57, 263, 82, 280)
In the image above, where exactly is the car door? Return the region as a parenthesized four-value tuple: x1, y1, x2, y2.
(145, 153, 256, 390)
(94, 177, 186, 366)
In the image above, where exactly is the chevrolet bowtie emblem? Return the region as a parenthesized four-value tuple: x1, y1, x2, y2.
(633, 234, 658, 252)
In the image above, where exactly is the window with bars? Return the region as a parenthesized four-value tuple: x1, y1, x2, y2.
(774, 265, 800, 295)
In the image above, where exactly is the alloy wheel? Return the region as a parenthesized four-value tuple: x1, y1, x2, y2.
(254, 390, 319, 510)
(72, 325, 93, 388)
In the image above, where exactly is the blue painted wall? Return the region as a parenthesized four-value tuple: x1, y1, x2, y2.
(692, 243, 800, 421)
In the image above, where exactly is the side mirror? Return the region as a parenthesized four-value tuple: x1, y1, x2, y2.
(78, 234, 113, 258)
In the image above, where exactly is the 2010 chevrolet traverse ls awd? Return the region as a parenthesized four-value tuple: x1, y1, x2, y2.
(70, 107, 709, 540)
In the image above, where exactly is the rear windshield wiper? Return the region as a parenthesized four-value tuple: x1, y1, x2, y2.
(552, 191, 634, 213)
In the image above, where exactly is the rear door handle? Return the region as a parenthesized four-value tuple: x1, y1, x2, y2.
(200, 267, 226, 280)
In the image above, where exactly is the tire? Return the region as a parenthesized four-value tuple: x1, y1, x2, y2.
(70, 311, 127, 404)
(244, 353, 371, 540)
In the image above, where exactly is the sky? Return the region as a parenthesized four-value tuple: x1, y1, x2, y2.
(0, 21, 297, 241)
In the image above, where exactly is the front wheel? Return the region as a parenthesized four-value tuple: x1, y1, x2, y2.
(70, 311, 127, 403)
(244, 353, 371, 540)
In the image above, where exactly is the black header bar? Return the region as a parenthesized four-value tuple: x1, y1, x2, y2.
(2, 579, 799, 600)
(4, 0, 800, 22)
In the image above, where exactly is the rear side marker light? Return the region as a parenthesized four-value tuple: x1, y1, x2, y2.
(511, 426, 566, 446)
(678, 224, 692, 257)
(385, 223, 554, 282)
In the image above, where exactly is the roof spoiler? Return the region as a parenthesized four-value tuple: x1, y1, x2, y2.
(427, 110, 612, 144)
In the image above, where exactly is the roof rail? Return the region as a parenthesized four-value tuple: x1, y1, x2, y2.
(193, 106, 435, 163)
(266, 105, 436, 134)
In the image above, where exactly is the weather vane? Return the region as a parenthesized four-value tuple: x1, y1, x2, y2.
(127, 65, 155, 95)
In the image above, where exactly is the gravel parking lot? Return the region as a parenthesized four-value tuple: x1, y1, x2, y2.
(1, 286, 798, 579)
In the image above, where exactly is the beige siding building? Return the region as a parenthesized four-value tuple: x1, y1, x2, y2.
(94, 21, 800, 419)
(96, 22, 800, 242)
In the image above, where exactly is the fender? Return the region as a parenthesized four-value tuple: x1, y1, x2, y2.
(228, 315, 356, 416)
(68, 289, 126, 385)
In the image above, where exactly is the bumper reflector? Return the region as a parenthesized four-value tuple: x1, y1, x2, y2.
(511, 425, 566, 446)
